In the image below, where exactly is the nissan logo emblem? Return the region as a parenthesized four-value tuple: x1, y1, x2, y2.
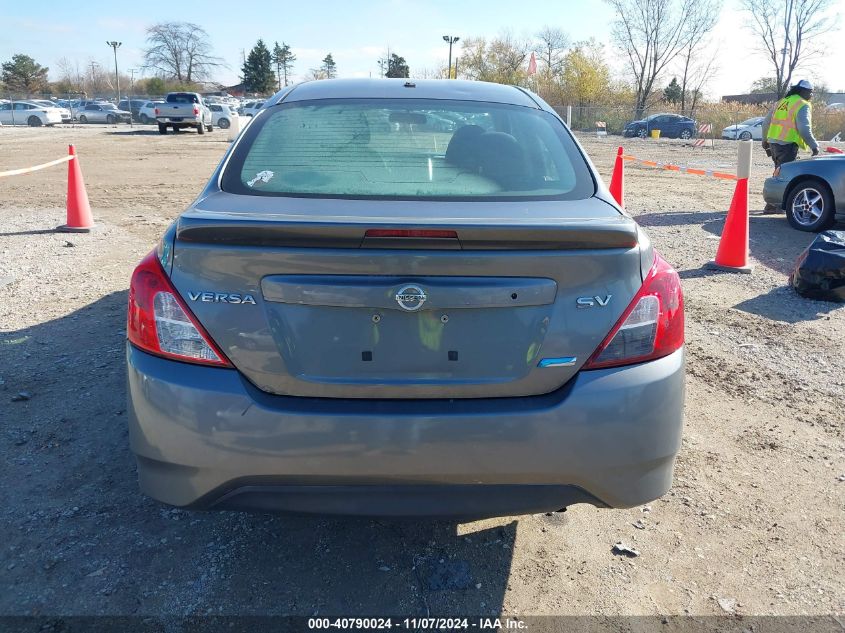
(395, 285, 427, 311)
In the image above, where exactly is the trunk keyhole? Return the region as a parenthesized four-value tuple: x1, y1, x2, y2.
(511, 293, 518, 300)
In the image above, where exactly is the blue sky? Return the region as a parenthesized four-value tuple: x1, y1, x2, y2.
(1, 0, 842, 97)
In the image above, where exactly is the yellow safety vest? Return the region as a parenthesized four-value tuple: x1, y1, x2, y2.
(767, 95, 811, 150)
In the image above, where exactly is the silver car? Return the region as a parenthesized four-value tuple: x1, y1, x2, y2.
(76, 102, 131, 124)
(763, 154, 845, 231)
(127, 79, 685, 518)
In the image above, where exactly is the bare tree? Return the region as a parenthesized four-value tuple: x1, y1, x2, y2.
(683, 47, 719, 115)
(460, 33, 531, 85)
(56, 57, 85, 93)
(607, 0, 705, 116)
(741, 0, 836, 98)
(535, 26, 569, 74)
(143, 22, 224, 83)
(676, 0, 721, 112)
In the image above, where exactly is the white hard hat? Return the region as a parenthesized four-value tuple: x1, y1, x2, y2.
(795, 79, 814, 91)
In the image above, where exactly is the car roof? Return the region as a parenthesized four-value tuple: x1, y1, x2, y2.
(271, 78, 540, 109)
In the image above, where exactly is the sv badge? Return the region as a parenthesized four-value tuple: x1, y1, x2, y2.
(576, 295, 612, 309)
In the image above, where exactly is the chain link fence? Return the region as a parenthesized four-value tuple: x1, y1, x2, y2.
(552, 104, 845, 142)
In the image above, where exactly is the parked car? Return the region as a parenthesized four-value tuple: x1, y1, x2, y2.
(30, 100, 72, 123)
(126, 78, 686, 519)
(624, 113, 696, 139)
(722, 116, 765, 141)
(118, 99, 147, 120)
(763, 154, 845, 231)
(138, 101, 164, 124)
(76, 102, 131, 124)
(0, 100, 63, 126)
(238, 100, 264, 117)
(155, 92, 213, 134)
(208, 103, 237, 129)
(826, 103, 845, 112)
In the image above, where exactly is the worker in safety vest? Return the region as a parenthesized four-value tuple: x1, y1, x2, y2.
(761, 79, 819, 210)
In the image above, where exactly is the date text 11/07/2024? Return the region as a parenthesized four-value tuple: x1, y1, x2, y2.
(307, 617, 529, 630)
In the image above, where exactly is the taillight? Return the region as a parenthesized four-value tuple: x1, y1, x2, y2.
(364, 229, 458, 238)
(154, 107, 159, 115)
(582, 252, 684, 370)
(127, 251, 232, 367)
(193, 106, 199, 115)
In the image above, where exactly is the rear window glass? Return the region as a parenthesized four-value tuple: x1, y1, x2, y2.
(166, 93, 199, 104)
(222, 98, 594, 200)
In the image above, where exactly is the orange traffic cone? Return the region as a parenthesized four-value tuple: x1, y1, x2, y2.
(57, 144, 94, 233)
(706, 178, 753, 273)
(609, 146, 624, 208)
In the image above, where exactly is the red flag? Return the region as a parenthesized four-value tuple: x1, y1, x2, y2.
(527, 52, 537, 75)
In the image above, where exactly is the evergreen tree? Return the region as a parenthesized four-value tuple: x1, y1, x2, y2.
(663, 77, 682, 105)
(321, 54, 337, 79)
(272, 42, 296, 89)
(145, 77, 166, 96)
(385, 53, 409, 78)
(242, 40, 275, 94)
(1, 54, 50, 94)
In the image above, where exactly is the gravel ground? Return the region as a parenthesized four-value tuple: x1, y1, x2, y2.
(0, 125, 843, 620)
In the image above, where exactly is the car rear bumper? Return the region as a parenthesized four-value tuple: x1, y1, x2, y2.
(157, 118, 201, 125)
(763, 176, 788, 206)
(127, 344, 685, 517)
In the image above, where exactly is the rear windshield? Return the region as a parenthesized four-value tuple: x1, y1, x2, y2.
(222, 98, 594, 200)
(166, 93, 199, 104)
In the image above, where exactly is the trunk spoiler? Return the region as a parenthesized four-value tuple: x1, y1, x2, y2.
(176, 216, 639, 250)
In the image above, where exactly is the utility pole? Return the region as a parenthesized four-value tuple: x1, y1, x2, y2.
(89, 61, 99, 99)
(127, 68, 137, 127)
(106, 41, 122, 103)
(442, 35, 459, 78)
(454, 56, 459, 80)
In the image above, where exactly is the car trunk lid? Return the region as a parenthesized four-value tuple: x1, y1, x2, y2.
(167, 194, 644, 399)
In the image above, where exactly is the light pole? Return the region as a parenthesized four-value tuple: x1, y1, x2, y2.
(442, 35, 459, 78)
(106, 41, 122, 104)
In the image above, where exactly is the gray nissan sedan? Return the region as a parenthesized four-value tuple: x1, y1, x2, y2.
(127, 79, 685, 518)
(762, 154, 845, 232)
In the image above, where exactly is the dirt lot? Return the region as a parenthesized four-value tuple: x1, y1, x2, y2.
(0, 125, 843, 622)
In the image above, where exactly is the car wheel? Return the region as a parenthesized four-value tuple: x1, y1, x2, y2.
(27, 116, 42, 127)
(786, 180, 836, 232)
(78, 115, 87, 124)
(106, 114, 115, 124)
(679, 128, 692, 140)
(739, 131, 752, 140)
(197, 122, 205, 134)
(207, 124, 213, 132)
(218, 118, 230, 129)
(158, 123, 167, 135)
(140, 114, 150, 124)
(636, 127, 647, 138)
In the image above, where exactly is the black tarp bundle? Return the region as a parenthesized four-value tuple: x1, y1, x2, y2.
(790, 230, 845, 302)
